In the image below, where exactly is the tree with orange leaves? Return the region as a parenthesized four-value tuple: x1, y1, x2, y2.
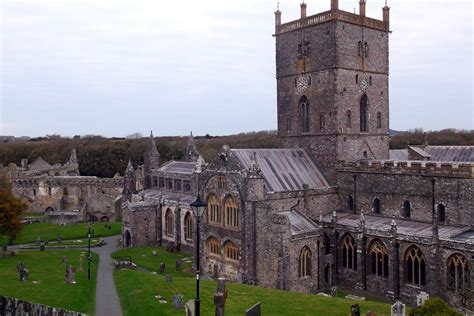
(0, 176, 27, 243)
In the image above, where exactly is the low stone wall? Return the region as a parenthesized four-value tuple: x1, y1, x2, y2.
(0, 295, 87, 316)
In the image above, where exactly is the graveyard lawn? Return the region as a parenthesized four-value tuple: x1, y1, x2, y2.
(0, 222, 121, 245)
(114, 269, 393, 316)
(0, 249, 98, 314)
(112, 246, 193, 277)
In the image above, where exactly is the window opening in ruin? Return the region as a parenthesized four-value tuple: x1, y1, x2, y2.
(324, 234, 331, 255)
(347, 195, 354, 211)
(298, 246, 312, 277)
(437, 203, 446, 223)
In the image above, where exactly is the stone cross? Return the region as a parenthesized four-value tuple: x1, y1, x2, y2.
(65, 265, 76, 284)
(214, 278, 228, 316)
(159, 262, 165, 273)
(391, 301, 406, 316)
(176, 259, 182, 271)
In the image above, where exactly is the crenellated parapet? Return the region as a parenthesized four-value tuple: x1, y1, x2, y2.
(336, 160, 474, 178)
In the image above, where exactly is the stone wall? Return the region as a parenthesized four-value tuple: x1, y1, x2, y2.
(0, 296, 86, 316)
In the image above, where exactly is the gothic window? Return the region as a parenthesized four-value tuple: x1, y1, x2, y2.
(165, 208, 174, 236)
(369, 239, 389, 277)
(184, 212, 193, 241)
(373, 198, 381, 214)
(183, 181, 191, 193)
(298, 246, 312, 277)
(217, 176, 227, 190)
(448, 254, 470, 292)
(405, 246, 426, 286)
(369, 76, 372, 85)
(346, 110, 352, 128)
(63, 187, 68, 195)
(347, 195, 354, 211)
(355, 74, 359, 84)
(153, 177, 158, 187)
(175, 179, 182, 192)
(437, 203, 446, 223)
(166, 178, 173, 190)
(224, 241, 239, 262)
(159, 178, 165, 189)
(319, 114, 326, 132)
(207, 237, 221, 256)
(342, 234, 357, 270)
(360, 94, 368, 132)
(403, 200, 411, 218)
(207, 194, 222, 225)
(224, 196, 239, 229)
(377, 112, 382, 129)
(364, 42, 369, 57)
(300, 96, 310, 133)
(324, 233, 331, 255)
(286, 116, 291, 132)
(357, 41, 363, 56)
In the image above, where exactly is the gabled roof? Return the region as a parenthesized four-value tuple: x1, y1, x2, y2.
(408, 146, 430, 158)
(389, 149, 408, 160)
(28, 157, 52, 171)
(231, 148, 330, 193)
(158, 160, 196, 175)
(425, 146, 474, 162)
(280, 210, 319, 236)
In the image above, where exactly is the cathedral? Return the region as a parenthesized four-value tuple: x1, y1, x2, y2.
(122, 0, 473, 309)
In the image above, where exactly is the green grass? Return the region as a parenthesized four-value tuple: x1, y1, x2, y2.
(114, 270, 392, 316)
(112, 246, 193, 277)
(0, 249, 98, 314)
(22, 212, 44, 218)
(0, 222, 121, 245)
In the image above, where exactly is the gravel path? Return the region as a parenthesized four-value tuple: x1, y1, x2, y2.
(92, 235, 123, 316)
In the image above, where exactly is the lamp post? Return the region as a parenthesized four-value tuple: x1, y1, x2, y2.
(190, 194, 207, 316)
(87, 223, 93, 280)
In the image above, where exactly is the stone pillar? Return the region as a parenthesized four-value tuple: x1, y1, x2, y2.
(356, 234, 367, 290)
(359, 0, 366, 17)
(331, 0, 339, 11)
(157, 205, 163, 246)
(300, 2, 307, 19)
(383, 3, 390, 30)
(275, 9, 281, 31)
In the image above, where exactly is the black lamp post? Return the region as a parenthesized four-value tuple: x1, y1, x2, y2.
(87, 223, 93, 280)
(190, 194, 207, 316)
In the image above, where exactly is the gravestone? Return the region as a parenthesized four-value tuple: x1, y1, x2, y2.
(185, 299, 195, 316)
(176, 259, 182, 271)
(366, 311, 377, 316)
(152, 250, 157, 256)
(44, 240, 49, 246)
(331, 286, 338, 297)
(159, 262, 165, 273)
(17, 262, 28, 282)
(245, 302, 261, 316)
(16, 262, 24, 273)
(65, 265, 76, 284)
(40, 244, 45, 251)
(391, 301, 406, 316)
(62, 256, 68, 264)
(214, 278, 228, 316)
(166, 274, 173, 283)
(36, 237, 41, 246)
(351, 304, 361, 316)
(172, 294, 184, 309)
(416, 291, 429, 307)
(57, 234, 62, 245)
(78, 257, 84, 272)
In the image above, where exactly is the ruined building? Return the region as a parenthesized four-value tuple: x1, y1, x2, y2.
(122, 1, 473, 310)
(1, 149, 123, 223)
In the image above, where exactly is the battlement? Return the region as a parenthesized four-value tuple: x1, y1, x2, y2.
(13, 176, 124, 187)
(336, 160, 474, 178)
(274, 1, 390, 35)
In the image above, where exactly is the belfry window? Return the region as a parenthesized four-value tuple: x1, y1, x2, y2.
(437, 203, 446, 223)
(342, 234, 357, 270)
(298, 246, 312, 277)
(373, 198, 381, 214)
(360, 94, 368, 132)
(300, 96, 310, 133)
(403, 200, 411, 218)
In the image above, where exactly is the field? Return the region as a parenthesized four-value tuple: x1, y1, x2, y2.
(0, 249, 98, 314)
(0, 222, 121, 245)
(113, 246, 392, 316)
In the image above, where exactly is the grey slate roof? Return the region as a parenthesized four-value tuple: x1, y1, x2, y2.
(425, 146, 474, 162)
(280, 211, 319, 236)
(408, 146, 430, 158)
(231, 148, 330, 193)
(389, 149, 408, 160)
(158, 161, 196, 174)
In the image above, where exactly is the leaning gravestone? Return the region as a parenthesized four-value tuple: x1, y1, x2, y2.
(159, 262, 165, 273)
(176, 259, 182, 271)
(172, 294, 184, 309)
(391, 301, 406, 316)
(245, 302, 261, 316)
(416, 291, 429, 307)
(185, 299, 195, 316)
(166, 274, 173, 283)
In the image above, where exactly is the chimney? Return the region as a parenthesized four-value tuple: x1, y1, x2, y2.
(359, 0, 366, 17)
(383, 1, 390, 31)
(300, 2, 307, 19)
(331, 0, 338, 11)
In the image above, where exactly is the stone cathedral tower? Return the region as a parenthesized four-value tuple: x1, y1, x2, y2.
(274, 0, 390, 180)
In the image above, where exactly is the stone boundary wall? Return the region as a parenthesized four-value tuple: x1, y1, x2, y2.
(0, 295, 87, 316)
(337, 160, 473, 178)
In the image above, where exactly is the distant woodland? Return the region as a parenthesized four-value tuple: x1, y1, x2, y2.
(0, 129, 472, 178)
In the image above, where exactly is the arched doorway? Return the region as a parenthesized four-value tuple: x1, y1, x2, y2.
(100, 216, 110, 222)
(124, 230, 131, 247)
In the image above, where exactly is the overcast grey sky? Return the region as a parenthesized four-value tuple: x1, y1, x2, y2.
(1, 0, 472, 137)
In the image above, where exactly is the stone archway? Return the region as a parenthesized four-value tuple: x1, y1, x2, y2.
(124, 230, 131, 248)
(100, 216, 110, 222)
(45, 207, 55, 213)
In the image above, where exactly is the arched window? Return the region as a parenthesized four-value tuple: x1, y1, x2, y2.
(224, 196, 239, 229)
(357, 41, 363, 56)
(347, 195, 354, 211)
(207, 237, 221, 256)
(165, 209, 174, 236)
(319, 114, 325, 131)
(376, 112, 382, 129)
(437, 204, 446, 223)
(355, 74, 359, 84)
(448, 254, 470, 292)
(184, 212, 193, 241)
(403, 200, 411, 218)
(346, 110, 352, 128)
(342, 234, 357, 270)
(364, 42, 369, 57)
(298, 246, 312, 277)
(63, 187, 68, 195)
(207, 194, 222, 225)
(369, 76, 372, 85)
(224, 241, 239, 262)
(405, 246, 426, 286)
(324, 233, 331, 255)
(360, 94, 368, 132)
(373, 198, 381, 214)
(300, 96, 310, 133)
(369, 239, 389, 277)
(33, 189, 36, 197)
